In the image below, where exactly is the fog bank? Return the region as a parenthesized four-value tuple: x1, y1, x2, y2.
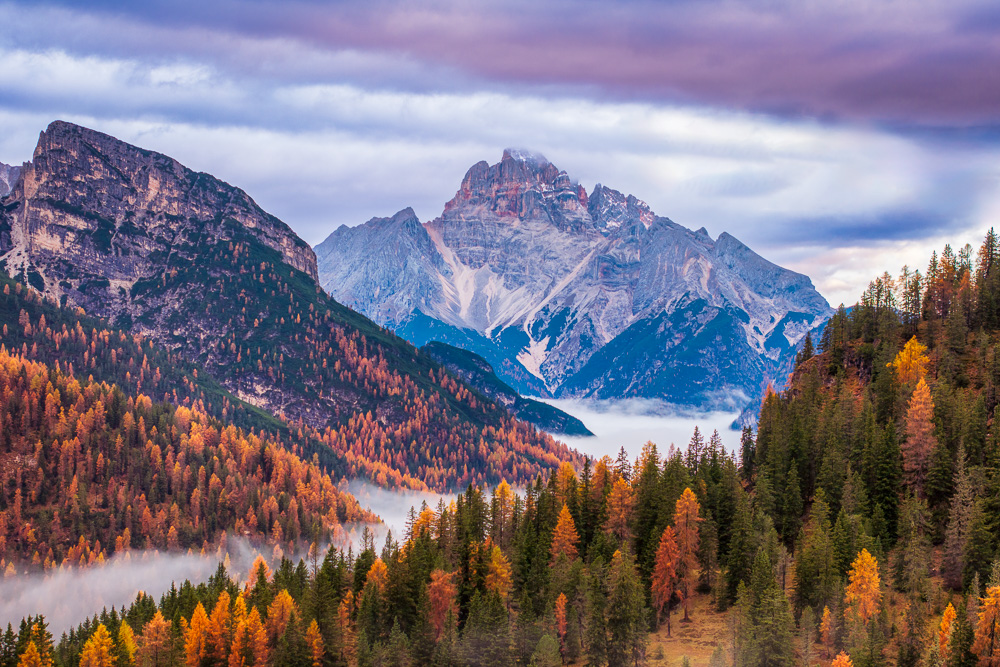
(540, 398, 741, 462)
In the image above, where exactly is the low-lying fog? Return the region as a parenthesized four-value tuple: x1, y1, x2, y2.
(540, 397, 741, 461)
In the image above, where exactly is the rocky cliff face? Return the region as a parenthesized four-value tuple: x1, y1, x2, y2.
(317, 150, 832, 411)
(0, 162, 20, 198)
(0, 121, 315, 312)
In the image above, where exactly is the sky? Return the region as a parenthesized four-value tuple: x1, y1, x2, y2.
(1, 0, 999, 305)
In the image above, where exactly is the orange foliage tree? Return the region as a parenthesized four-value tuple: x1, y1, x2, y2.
(651, 525, 679, 636)
(844, 549, 881, 624)
(972, 585, 1000, 666)
(673, 488, 702, 622)
(428, 569, 459, 642)
(550, 504, 580, 565)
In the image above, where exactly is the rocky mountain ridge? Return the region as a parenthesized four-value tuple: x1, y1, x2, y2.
(0, 122, 578, 490)
(317, 149, 832, 411)
(0, 161, 20, 198)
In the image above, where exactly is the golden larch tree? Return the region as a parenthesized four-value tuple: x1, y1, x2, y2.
(485, 543, 513, 602)
(673, 487, 702, 622)
(603, 478, 635, 542)
(265, 590, 297, 643)
(651, 525, 679, 636)
(118, 621, 137, 667)
(972, 585, 1000, 666)
(831, 651, 854, 667)
(185, 604, 210, 667)
(79, 624, 115, 667)
(889, 336, 929, 385)
(207, 590, 232, 665)
(365, 558, 388, 591)
(939, 602, 956, 660)
(820, 606, 834, 657)
(305, 619, 324, 667)
(550, 504, 580, 565)
(903, 378, 937, 495)
(844, 549, 881, 624)
(16, 643, 48, 667)
(428, 569, 459, 642)
(138, 612, 173, 667)
(555, 592, 568, 659)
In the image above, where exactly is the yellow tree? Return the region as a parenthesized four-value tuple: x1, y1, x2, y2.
(16, 643, 48, 667)
(831, 651, 854, 667)
(207, 590, 232, 665)
(185, 603, 210, 667)
(550, 504, 579, 565)
(79, 624, 115, 667)
(820, 606, 834, 657)
(336, 591, 356, 664)
(365, 558, 388, 591)
(485, 543, 512, 603)
(246, 608, 268, 666)
(265, 590, 297, 643)
(903, 378, 937, 495)
(844, 549, 881, 624)
(888, 336, 929, 385)
(651, 525, 679, 636)
(939, 602, 956, 660)
(138, 612, 173, 667)
(118, 621, 137, 667)
(305, 619, 324, 667)
(673, 488, 702, 622)
(604, 478, 634, 543)
(972, 585, 1000, 666)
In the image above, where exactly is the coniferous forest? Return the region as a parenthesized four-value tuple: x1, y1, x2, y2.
(5, 229, 1000, 667)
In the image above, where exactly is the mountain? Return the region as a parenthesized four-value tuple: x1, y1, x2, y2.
(316, 150, 832, 412)
(421, 341, 593, 437)
(0, 161, 19, 198)
(0, 121, 580, 491)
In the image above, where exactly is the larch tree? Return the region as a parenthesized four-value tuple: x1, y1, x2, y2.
(939, 602, 957, 661)
(831, 651, 854, 667)
(305, 620, 324, 667)
(485, 544, 512, 603)
(138, 612, 173, 667)
(889, 336, 930, 384)
(604, 478, 634, 543)
(903, 378, 937, 495)
(16, 643, 47, 667)
(555, 593, 568, 661)
(651, 525, 680, 636)
(266, 590, 298, 644)
(184, 603, 210, 667)
(550, 504, 580, 565)
(428, 569, 459, 642)
(207, 590, 232, 665)
(820, 606, 834, 657)
(79, 624, 115, 667)
(972, 585, 1000, 666)
(844, 549, 881, 624)
(673, 488, 703, 622)
(117, 621, 137, 667)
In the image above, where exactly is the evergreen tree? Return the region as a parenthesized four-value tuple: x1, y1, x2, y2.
(605, 550, 647, 667)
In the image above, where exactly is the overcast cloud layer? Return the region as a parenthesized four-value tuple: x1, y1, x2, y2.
(1, 0, 999, 305)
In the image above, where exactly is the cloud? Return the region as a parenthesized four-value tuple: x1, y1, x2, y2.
(0, 1, 998, 305)
(5, 0, 1000, 127)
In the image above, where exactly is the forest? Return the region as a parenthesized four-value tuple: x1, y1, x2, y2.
(5, 230, 1000, 667)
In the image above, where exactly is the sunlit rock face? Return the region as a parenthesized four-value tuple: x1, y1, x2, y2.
(317, 149, 832, 412)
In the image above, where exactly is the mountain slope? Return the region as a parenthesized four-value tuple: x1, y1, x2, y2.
(316, 150, 832, 410)
(0, 121, 580, 491)
(420, 341, 593, 436)
(0, 161, 19, 198)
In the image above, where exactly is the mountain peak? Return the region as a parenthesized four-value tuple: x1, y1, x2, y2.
(501, 148, 549, 167)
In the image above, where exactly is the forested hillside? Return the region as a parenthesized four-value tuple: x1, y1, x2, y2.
(0, 346, 376, 572)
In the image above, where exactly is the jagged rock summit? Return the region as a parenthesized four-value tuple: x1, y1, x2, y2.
(316, 149, 832, 411)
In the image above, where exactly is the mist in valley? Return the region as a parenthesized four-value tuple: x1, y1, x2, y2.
(541, 397, 741, 462)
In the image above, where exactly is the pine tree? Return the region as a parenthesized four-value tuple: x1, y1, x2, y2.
(944, 446, 975, 590)
(606, 550, 647, 667)
(584, 559, 609, 667)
